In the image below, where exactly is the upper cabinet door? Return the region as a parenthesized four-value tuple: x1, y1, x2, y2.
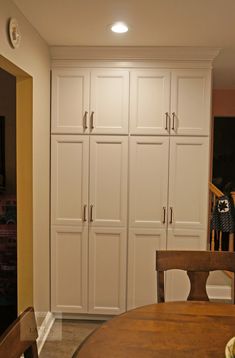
(171, 69, 211, 135)
(130, 70, 171, 135)
(168, 136, 209, 230)
(89, 136, 128, 227)
(51, 135, 89, 226)
(129, 136, 169, 228)
(90, 70, 129, 134)
(51, 69, 89, 134)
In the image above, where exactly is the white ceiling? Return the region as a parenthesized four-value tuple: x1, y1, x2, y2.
(13, 0, 235, 88)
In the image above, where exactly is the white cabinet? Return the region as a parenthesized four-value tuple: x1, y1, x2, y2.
(90, 70, 129, 134)
(51, 135, 128, 314)
(130, 69, 211, 135)
(129, 136, 209, 231)
(168, 136, 209, 230)
(127, 136, 209, 308)
(171, 70, 211, 135)
(127, 228, 166, 309)
(51, 226, 88, 313)
(89, 136, 128, 227)
(130, 70, 170, 135)
(129, 136, 169, 228)
(51, 69, 89, 134)
(52, 68, 129, 134)
(88, 227, 127, 314)
(51, 135, 89, 226)
(50, 62, 212, 315)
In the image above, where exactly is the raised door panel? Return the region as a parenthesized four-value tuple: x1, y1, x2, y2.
(130, 70, 170, 134)
(90, 70, 129, 134)
(165, 229, 207, 302)
(51, 135, 89, 226)
(88, 227, 127, 314)
(51, 226, 88, 313)
(171, 69, 211, 135)
(127, 228, 166, 310)
(129, 136, 169, 228)
(51, 69, 89, 134)
(168, 137, 209, 230)
(89, 136, 128, 227)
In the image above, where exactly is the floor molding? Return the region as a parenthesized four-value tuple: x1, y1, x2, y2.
(37, 311, 55, 354)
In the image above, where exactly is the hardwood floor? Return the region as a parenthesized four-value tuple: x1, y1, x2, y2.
(39, 319, 102, 357)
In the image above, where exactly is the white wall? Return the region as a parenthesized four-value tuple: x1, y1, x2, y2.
(0, 0, 50, 314)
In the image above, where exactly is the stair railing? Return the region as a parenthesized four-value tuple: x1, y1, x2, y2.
(209, 182, 234, 252)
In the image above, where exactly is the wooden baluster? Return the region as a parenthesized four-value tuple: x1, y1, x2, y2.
(211, 229, 215, 252)
(219, 231, 222, 251)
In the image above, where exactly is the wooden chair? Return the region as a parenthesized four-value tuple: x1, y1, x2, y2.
(0, 307, 38, 358)
(156, 250, 235, 303)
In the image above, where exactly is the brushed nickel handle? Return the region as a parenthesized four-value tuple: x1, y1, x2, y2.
(169, 207, 173, 224)
(172, 112, 175, 130)
(165, 113, 168, 131)
(83, 111, 88, 130)
(90, 111, 94, 130)
(83, 205, 87, 222)
(90, 205, 93, 222)
(163, 207, 166, 224)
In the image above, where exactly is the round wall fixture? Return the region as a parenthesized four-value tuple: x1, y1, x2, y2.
(9, 18, 21, 48)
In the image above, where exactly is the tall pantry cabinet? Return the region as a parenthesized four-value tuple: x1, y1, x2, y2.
(50, 57, 213, 315)
(51, 69, 129, 314)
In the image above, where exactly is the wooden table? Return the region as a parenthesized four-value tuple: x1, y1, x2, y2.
(73, 301, 235, 357)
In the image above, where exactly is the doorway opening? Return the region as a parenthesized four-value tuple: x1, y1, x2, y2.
(212, 116, 235, 193)
(0, 55, 33, 333)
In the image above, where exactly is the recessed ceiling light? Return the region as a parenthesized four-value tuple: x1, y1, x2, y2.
(111, 22, 128, 34)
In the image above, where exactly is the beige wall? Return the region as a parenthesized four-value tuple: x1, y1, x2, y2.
(0, 68, 16, 194)
(212, 89, 235, 117)
(0, 0, 50, 314)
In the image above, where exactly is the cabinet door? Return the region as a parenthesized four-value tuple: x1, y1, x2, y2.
(51, 135, 89, 226)
(165, 229, 207, 302)
(90, 70, 129, 134)
(130, 69, 170, 134)
(51, 226, 88, 313)
(127, 228, 166, 310)
(89, 136, 128, 227)
(168, 136, 209, 230)
(171, 69, 211, 135)
(88, 227, 127, 314)
(129, 136, 169, 228)
(51, 69, 89, 134)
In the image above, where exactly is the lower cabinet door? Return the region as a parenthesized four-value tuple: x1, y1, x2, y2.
(51, 226, 88, 313)
(88, 227, 127, 315)
(165, 228, 207, 302)
(127, 228, 167, 309)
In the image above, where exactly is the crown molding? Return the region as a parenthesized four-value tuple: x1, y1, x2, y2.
(50, 46, 220, 62)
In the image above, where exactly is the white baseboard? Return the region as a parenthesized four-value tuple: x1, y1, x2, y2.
(207, 284, 232, 301)
(37, 311, 55, 354)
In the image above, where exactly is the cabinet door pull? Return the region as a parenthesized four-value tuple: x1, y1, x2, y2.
(83, 111, 88, 130)
(90, 111, 94, 130)
(163, 206, 166, 224)
(90, 205, 93, 222)
(172, 112, 176, 130)
(165, 113, 169, 131)
(83, 205, 87, 222)
(169, 207, 173, 224)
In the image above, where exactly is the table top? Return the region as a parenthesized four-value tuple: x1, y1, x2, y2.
(73, 301, 235, 358)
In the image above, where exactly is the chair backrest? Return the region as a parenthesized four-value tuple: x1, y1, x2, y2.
(156, 250, 235, 303)
(0, 307, 38, 358)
